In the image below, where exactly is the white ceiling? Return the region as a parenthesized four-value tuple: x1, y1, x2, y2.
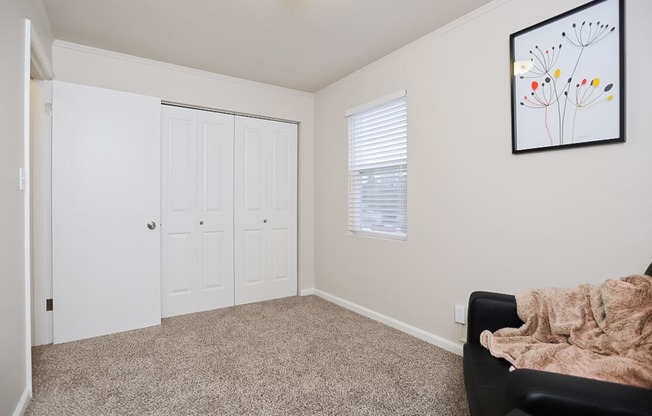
(44, 0, 493, 93)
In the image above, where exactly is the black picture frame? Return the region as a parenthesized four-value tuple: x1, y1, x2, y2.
(510, 0, 625, 154)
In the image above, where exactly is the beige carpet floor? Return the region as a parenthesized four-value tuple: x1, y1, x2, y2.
(27, 295, 469, 415)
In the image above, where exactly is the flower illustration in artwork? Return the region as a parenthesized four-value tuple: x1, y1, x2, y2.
(517, 15, 617, 146)
(562, 21, 616, 48)
(520, 73, 563, 145)
(522, 45, 564, 79)
(567, 77, 614, 142)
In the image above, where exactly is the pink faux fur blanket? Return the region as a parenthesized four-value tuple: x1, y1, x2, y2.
(480, 275, 652, 388)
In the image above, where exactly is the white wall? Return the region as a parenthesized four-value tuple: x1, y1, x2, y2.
(314, 0, 652, 348)
(52, 42, 315, 291)
(0, 2, 29, 414)
(1, 0, 53, 414)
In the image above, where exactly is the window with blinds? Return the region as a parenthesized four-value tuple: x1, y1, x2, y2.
(347, 91, 407, 240)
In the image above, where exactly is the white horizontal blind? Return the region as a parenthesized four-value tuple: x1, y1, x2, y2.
(348, 94, 407, 239)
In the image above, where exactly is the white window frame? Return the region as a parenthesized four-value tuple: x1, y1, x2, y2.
(346, 90, 407, 241)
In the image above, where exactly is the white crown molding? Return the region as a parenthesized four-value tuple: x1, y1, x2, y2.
(313, 289, 463, 356)
(53, 40, 314, 99)
(317, 0, 513, 94)
(30, 25, 54, 80)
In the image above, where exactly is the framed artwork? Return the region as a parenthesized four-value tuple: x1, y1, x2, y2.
(510, 0, 624, 154)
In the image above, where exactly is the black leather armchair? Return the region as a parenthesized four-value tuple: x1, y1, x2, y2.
(463, 263, 652, 416)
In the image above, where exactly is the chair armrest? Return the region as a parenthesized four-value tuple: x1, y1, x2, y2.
(467, 291, 522, 343)
(505, 369, 652, 416)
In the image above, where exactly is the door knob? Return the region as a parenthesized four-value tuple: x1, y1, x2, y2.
(199, 221, 204, 225)
(147, 221, 157, 230)
(263, 219, 267, 223)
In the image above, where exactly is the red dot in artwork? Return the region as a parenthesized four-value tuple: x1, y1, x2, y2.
(546, 50, 549, 54)
(531, 81, 539, 90)
(582, 79, 587, 85)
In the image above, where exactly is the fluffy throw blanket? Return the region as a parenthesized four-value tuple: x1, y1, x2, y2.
(480, 275, 652, 388)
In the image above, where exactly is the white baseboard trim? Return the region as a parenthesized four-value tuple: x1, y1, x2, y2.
(300, 288, 316, 296)
(314, 289, 463, 356)
(12, 387, 31, 416)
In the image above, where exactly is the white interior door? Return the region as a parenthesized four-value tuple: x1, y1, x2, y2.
(235, 117, 297, 305)
(161, 106, 234, 317)
(52, 81, 161, 344)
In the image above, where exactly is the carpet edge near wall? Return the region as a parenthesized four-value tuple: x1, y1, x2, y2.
(300, 288, 464, 356)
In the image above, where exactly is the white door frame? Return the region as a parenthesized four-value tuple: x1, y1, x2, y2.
(23, 18, 33, 402)
(29, 22, 54, 347)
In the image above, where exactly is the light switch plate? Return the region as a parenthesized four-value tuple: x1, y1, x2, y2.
(19, 167, 26, 191)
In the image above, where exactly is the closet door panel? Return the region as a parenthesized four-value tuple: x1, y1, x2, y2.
(244, 129, 265, 213)
(244, 230, 264, 284)
(202, 130, 222, 211)
(161, 106, 198, 317)
(201, 231, 223, 289)
(196, 111, 234, 311)
(169, 233, 193, 294)
(272, 229, 289, 280)
(169, 121, 193, 212)
(268, 124, 298, 299)
(235, 122, 268, 304)
(235, 117, 297, 305)
(271, 133, 289, 211)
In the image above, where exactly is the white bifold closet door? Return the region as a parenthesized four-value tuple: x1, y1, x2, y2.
(161, 106, 235, 317)
(52, 81, 161, 343)
(235, 117, 298, 305)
